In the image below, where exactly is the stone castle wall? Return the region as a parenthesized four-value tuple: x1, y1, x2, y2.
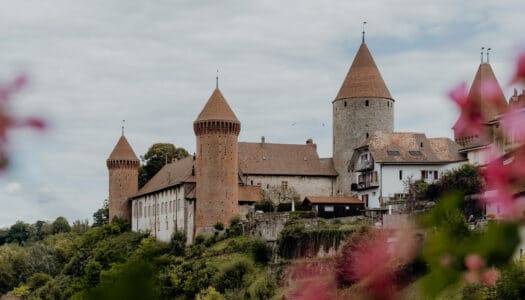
(195, 130, 239, 235)
(333, 97, 394, 195)
(108, 161, 138, 221)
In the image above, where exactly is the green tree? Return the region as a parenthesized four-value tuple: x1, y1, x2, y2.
(51, 217, 71, 234)
(92, 199, 109, 227)
(138, 143, 189, 188)
(7, 221, 31, 245)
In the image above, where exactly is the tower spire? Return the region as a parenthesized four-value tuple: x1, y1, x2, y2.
(121, 119, 125, 136)
(216, 69, 219, 89)
(481, 47, 485, 64)
(362, 21, 367, 44)
(487, 47, 492, 63)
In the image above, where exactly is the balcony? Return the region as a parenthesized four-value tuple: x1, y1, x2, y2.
(354, 180, 379, 191)
(355, 160, 374, 172)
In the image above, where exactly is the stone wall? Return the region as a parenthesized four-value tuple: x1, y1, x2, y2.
(107, 162, 138, 222)
(333, 97, 394, 195)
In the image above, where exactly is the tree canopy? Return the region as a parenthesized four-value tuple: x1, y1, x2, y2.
(138, 143, 189, 188)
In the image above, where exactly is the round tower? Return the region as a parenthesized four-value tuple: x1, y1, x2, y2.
(106, 134, 140, 222)
(333, 40, 394, 195)
(193, 87, 240, 235)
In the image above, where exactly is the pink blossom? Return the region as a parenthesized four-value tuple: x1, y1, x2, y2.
(449, 82, 485, 138)
(464, 270, 480, 284)
(501, 108, 525, 144)
(511, 51, 525, 84)
(481, 268, 500, 286)
(465, 254, 485, 271)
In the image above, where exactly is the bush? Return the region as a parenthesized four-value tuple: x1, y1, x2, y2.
(169, 231, 187, 256)
(251, 239, 271, 264)
(214, 222, 224, 231)
(28, 272, 52, 291)
(290, 211, 316, 219)
(52, 217, 71, 234)
(254, 200, 274, 213)
(246, 275, 276, 300)
(214, 258, 254, 292)
(196, 286, 224, 300)
(195, 235, 206, 245)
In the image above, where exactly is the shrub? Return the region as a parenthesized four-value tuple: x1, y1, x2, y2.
(254, 200, 274, 213)
(51, 217, 71, 234)
(214, 222, 224, 231)
(246, 275, 276, 300)
(28, 272, 52, 291)
(196, 286, 224, 300)
(169, 231, 187, 256)
(214, 258, 254, 292)
(251, 239, 271, 264)
(194, 235, 206, 245)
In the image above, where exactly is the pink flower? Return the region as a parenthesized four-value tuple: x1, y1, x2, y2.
(464, 270, 480, 284)
(501, 108, 525, 144)
(465, 254, 485, 271)
(481, 268, 500, 286)
(511, 51, 525, 84)
(450, 82, 485, 138)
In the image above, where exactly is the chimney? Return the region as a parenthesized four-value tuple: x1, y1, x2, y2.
(306, 138, 316, 149)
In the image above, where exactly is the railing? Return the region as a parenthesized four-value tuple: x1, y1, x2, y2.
(355, 180, 379, 191)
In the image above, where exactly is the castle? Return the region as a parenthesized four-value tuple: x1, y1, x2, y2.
(106, 35, 464, 243)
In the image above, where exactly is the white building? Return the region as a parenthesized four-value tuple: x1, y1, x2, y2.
(349, 132, 467, 211)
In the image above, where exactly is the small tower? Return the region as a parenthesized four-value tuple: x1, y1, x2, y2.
(193, 87, 240, 235)
(453, 58, 507, 148)
(333, 36, 394, 195)
(106, 134, 140, 222)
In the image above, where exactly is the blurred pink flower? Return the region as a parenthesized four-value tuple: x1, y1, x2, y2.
(501, 108, 525, 142)
(464, 270, 480, 284)
(465, 254, 485, 271)
(511, 51, 525, 84)
(450, 82, 485, 138)
(481, 268, 500, 286)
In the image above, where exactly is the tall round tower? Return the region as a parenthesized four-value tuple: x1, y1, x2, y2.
(333, 39, 394, 195)
(193, 87, 240, 235)
(106, 134, 140, 222)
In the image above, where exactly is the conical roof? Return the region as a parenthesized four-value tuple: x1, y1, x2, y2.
(195, 88, 239, 122)
(107, 135, 139, 161)
(467, 63, 508, 121)
(335, 43, 393, 101)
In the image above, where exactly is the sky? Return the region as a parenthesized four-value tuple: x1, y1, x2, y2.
(1, 0, 524, 227)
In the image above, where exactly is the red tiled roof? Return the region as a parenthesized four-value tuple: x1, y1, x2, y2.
(132, 156, 194, 198)
(239, 185, 263, 202)
(107, 135, 139, 161)
(238, 142, 338, 176)
(195, 88, 239, 122)
(335, 43, 393, 101)
(304, 196, 363, 205)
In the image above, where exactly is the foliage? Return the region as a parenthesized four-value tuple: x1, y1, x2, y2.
(494, 261, 525, 299)
(52, 216, 71, 234)
(214, 222, 224, 231)
(196, 286, 224, 300)
(251, 238, 272, 264)
(254, 200, 274, 212)
(7, 221, 31, 245)
(169, 231, 187, 256)
(420, 164, 483, 201)
(138, 143, 190, 188)
(92, 199, 109, 227)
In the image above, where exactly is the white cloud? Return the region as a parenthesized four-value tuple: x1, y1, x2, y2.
(0, 0, 524, 226)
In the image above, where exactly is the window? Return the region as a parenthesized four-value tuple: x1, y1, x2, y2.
(434, 170, 438, 180)
(250, 180, 253, 185)
(365, 100, 369, 106)
(399, 170, 403, 180)
(324, 205, 334, 212)
(362, 194, 369, 207)
(420, 142, 424, 148)
(408, 150, 423, 156)
(366, 133, 369, 138)
(387, 150, 401, 156)
(281, 181, 288, 189)
(344, 101, 347, 107)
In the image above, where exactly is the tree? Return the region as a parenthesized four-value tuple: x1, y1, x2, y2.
(138, 143, 189, 188)
(51, 217, 71, 234)
(7, 221, 31, 245)
(93, 199, 109, 227)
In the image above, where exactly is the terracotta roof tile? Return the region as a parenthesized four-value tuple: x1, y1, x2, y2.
(195, 88, 239, 122)
(107, 135, 139, 161)
(238, 142, 338, 176)
(239, 185, 263, 202)
(335, 43, 393, 101)
(467, 63, 508, 121)
(357, 132, 465, 164)
(132, 156, 194, 198)
(304, 196, 363, 205)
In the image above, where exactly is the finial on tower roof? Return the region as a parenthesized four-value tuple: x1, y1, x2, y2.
(216, 69, 219, 89)
(481, 47, 485, 64)
(362, 21, 367, 44)
(121, 119, 125, 136)
(487, 47, 492, 63)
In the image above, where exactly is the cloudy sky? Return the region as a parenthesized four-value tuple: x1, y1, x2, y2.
(1, 0, 524, 227)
